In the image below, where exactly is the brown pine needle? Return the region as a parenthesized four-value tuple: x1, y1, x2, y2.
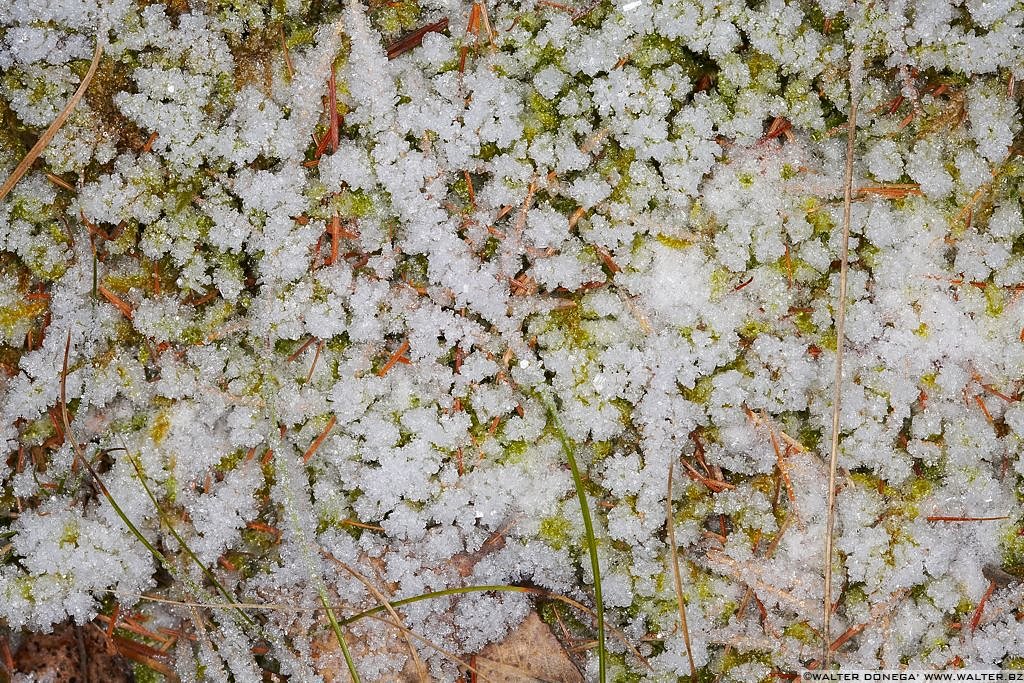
(377, 339, 410, 377)
(306, 340, 324, 383)
(666, 460, 697, 680)
(45, 172, 76, 192)
(287, 336, 317, 362)
(822, 43, 862, 669)
(925, 515, 1009, 522)
(970, 580, 997, 632)
(140, 131, 159, 154)
(385, 18, 450, 60)
(302, 415, 337, 462)
(974, 395, 994, 423)
(0, 37, 104, 203)
(97, 285, 135, 320)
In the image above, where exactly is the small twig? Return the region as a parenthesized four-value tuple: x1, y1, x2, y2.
(287, 336, 317, 362)
(306, 340, 324, 383)
(97, 285, 134, 320)
(280, 25, 294, 79)
(970, 580, 997, 632)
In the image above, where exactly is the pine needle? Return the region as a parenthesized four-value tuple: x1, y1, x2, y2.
(666, 460, 697, 680)
(0, 37, 104, 203)
(822, 43, 863, 669)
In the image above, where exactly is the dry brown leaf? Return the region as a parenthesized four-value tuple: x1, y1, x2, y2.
(474, 612, 584, 683)
(14, 622, 133, 683)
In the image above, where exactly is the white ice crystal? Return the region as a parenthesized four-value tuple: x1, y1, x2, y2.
(1, 0, 1023, 680)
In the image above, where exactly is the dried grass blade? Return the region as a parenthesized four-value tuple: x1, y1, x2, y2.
(666, 460, 697, 680)
(0, 38, 104, 202)
(822, 43, 863, 669)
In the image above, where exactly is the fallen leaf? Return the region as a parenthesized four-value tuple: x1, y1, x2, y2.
(474, 612, 584, 683)
(14, 622, 133, 683)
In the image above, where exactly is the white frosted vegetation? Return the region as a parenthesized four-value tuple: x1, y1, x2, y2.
(0, 0, 1023, 680)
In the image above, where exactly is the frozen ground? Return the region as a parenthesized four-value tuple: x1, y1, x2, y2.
(0, 0, 1023, 680)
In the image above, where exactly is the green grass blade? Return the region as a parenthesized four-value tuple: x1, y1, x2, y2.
(126, 454, 254, 626)
(322, 593, 362, 683)
(541, 392, 606, 683)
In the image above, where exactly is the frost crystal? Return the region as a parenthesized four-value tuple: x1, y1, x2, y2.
(1, 0, 1023, 680)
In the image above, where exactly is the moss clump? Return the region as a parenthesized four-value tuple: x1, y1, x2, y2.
(539, 515, 574, 550)
(150, 411, 171, 445)
(655, 232, 694, 251)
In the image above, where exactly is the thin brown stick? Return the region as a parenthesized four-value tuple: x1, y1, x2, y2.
(926, 515, 1008, 523)
(305, 340, 324, 383)
(823, 43, 862, 669)
(386, 18, 450, 60)
(0, 38, 104, 202)
(302, 415, 337, 462)
(377, 339, 410, 377)
(97, 285, 135, 320)
(287, 336, 317, 362)
(666, 460, 697, 680)
(970, 580, 997, 632)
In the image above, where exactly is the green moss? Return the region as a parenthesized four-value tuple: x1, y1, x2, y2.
(820, 326, 837, 352)
(806, 202, 835, 238)
(163, 470, 179, 505)
(145, 411, 170, 446)
(792, 310, 816, 335)
(985, 285, 1005, 317)
(104, 271, 150, 295)
(632, 35, 707, 81)
(720, 648, 773, 679)
(374, 0, 421, 35)
(1000, 524, 1024, 573)
(783, 621, 817, 644)
(548, 304, 590, 348)
(527, 42, 565, 71)
(682, 375, 715, 405)
(59, 521, 80, 548)
(709, 267, 732, 300)
(738, 318, 772, 342)
(539, 515, 573, 550)
(501, 440, 529, 464)
(180, 326, 206, 345)
(655, 233, 694, 250)
(331, 188, 376, 218)
(21, 416, 55, 447)
(0, 298, 45, 339)
(592, 440, 614, 462)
